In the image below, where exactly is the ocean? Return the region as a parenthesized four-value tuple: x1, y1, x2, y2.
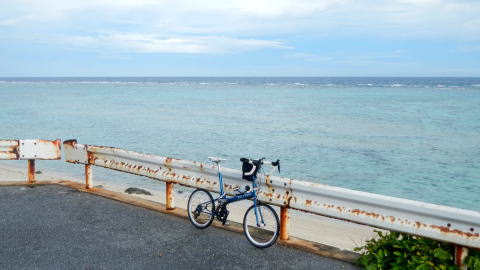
(1, 77, 479, 211)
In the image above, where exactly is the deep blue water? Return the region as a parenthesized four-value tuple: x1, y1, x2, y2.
(1, 77, 479, 210)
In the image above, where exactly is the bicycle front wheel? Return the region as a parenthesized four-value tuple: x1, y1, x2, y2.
(187, 189, 215, 229)
(243, 203, 280, 248)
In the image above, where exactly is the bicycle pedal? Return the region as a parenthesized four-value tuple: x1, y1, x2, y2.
(221, 210, 230, 225)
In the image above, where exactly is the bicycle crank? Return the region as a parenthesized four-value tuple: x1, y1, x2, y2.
(216, 203, 230, 225)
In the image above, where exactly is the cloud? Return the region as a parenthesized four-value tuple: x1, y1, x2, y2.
(0, 15, 33, 26)
(1, 0, 480, 56)
(62, 34, 289, 54)
(286, 53, 333, 62)
(2, 0, 345, 20)
(3, 0, 480, 38)
(457, 45, 480, 53)
(226, 0, 345, 17)
(0, 19, 18, 26)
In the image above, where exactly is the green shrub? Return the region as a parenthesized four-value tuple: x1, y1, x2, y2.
(355, 231, 480, 270)
(354, 230, 457, 270)
(465, 248, 480, 270)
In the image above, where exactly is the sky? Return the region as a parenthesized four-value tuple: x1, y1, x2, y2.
(1, 0, 480, 77)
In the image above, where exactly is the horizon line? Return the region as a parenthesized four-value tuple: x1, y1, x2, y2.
(1, 76, 480, 79)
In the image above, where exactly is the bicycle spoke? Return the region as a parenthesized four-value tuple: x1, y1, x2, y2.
(187, 189, 215, 229)
(243, 204, 279, 248)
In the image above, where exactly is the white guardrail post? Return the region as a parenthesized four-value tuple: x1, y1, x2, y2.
(63, 140, 480, 256)
(0, 139, 61, 183)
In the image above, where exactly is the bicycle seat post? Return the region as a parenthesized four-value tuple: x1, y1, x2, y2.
(208, 157, 227, 197)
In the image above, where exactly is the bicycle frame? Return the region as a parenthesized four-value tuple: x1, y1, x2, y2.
(213, 162, 265, 227)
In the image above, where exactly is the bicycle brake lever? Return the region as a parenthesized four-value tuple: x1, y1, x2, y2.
(272, 159, 280, 173)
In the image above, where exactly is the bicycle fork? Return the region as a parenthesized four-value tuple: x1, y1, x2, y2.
(253, 198, 266, 227)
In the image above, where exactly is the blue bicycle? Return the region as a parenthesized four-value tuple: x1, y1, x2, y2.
(187, 157, 281, 248)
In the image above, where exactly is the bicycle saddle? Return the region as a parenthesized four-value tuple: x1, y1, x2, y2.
(208, 157, 227, 163)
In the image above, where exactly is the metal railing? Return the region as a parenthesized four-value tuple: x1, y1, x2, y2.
(2, 139, 477, 267)
(62, 139, 479, 263)
(0, 139, 61, 182)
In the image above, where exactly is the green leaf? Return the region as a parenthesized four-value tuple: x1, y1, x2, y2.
(433, 248, 452, 261)
(415, 264, 431, 270)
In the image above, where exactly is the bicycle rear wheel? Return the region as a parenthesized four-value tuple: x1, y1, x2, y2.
(243, 203, 280, 248)
(187, 189, 215, 229)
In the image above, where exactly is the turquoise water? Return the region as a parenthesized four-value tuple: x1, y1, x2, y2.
(1, 77, 479, 210)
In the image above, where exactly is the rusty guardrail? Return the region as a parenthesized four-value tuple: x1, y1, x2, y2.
(63, 139, 480, 265)
(0, 139, 61, 182)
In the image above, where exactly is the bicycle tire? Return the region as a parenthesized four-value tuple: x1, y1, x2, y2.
(187, 189, 215, 229)
(243, 203, 280, 248)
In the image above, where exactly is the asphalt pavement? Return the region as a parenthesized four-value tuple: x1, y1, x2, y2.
(0, 185, 360, 270)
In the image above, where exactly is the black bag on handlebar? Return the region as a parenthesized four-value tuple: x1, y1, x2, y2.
(242, 161, 259, 181)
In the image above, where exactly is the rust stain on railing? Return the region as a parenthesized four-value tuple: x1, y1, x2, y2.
(1, 139, 62, 183)
(62, 139, 480, 250)
(0, 140, 20, 159)
(431, 225, 479, 238)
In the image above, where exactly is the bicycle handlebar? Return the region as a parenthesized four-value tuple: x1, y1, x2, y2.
(240, 158, 281, 173)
